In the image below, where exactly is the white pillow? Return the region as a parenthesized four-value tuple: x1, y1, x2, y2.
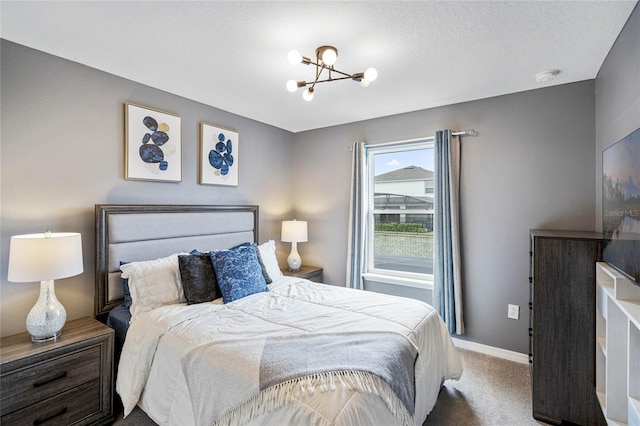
(120, 253, 185, 319)
(258, 240, 283, 281)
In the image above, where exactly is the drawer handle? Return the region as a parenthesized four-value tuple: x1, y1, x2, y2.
(33, 407, 67, 425)
(33, 371, 67, 388)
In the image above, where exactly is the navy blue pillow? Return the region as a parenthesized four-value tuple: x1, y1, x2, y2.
(178, 253, 220, 304)
(120, 261, 132, 308)
(210, 246, 268, 303)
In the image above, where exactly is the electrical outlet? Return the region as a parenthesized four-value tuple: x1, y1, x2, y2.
(508, 304, 519, 320)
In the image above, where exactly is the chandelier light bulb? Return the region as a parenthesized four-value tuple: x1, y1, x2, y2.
(364, 67, 378, 82)
(286, 79, 299, 92)
(288, 50, 303, 65)
(303, 87, 314, 101)
(360, 79, 370, 88)
(321, 48, 337, 66)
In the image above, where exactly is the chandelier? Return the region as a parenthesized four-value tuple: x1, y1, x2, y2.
(286, 45, 377, 101)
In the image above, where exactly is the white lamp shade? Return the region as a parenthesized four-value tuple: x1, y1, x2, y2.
(8, 232, 83, 283)
(281, 220, 308, 243)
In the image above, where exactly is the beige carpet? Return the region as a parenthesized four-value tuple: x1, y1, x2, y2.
(423, 349, 545, 425)
(114, 348, 545, 426)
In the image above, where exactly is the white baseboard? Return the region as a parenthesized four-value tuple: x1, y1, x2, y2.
(452, 337, 529, 364)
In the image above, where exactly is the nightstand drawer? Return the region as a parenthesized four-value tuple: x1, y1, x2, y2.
(301, 269, 323, 283)
(1, 345, 101, 414)
(281, 266, 324, 283)
(1, 379, 100, 426)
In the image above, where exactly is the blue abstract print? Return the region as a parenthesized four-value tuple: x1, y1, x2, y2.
(208, 132, 234, 176)
(139, 115, 170, 172)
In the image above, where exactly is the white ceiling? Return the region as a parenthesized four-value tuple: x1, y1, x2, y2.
(1, 1, 637, 133)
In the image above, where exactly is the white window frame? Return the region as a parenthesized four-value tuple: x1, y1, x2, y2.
(363, 138, 434, 289)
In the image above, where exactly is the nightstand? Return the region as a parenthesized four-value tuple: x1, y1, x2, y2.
(0, 317, 114, 426)
(281, 265, 324, 283)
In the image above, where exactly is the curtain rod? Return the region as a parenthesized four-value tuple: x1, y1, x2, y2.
(452, 129, 478, 137)
(353, 129, 478, 150)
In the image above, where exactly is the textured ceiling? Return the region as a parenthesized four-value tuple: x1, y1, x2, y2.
(1, 1, 637, 132)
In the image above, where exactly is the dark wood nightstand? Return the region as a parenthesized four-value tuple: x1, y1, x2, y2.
(0, 317, 114, 426)
(281, 265, 324, 283)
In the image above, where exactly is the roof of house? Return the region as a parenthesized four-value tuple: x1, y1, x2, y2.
(375, 166, 433, 182)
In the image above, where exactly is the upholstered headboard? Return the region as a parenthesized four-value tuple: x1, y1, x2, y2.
(95, 204, 259, 318)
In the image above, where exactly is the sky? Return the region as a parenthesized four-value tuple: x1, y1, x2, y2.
(374, 148, 434, 175)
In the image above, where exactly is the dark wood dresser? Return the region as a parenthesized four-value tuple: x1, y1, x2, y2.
(0, 317, 114, 426)
(529, 230, 606, 425)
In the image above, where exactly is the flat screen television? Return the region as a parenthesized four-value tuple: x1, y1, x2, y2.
(602, 127, 640, 285)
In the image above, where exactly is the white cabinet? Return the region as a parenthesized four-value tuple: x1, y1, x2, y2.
(595, 262, 640, 425)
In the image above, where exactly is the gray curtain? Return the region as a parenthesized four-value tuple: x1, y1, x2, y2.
(346, 141, 367, 289)
(433, 130, 464, 335)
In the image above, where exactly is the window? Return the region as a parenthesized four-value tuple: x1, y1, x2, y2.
(366, 139, 434, 286)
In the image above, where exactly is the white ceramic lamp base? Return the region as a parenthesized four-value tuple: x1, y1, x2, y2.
(287, 242, 302, 272)
(26, 280, 67, 342)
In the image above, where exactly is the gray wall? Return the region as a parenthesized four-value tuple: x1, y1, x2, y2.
(293, 81, 597, 354)
(595, 3, 640, 229)
(0, 40, 295, 337)
(3, 2, 637, 352)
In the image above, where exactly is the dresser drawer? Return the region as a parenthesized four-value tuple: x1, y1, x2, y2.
(1, 379, 101, 426)
(1, 345, 101, 414)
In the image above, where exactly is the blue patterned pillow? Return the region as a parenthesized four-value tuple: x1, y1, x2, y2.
(232, 242, 273, 284)
(210, 246, 268, 303)
(195, 243, 273, 284)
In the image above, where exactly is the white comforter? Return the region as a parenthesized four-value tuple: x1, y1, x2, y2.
(117, 277, 462, 426)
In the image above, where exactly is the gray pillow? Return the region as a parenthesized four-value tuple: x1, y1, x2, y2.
(178, 253, 220, 304)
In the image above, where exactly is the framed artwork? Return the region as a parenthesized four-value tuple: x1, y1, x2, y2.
(200, 122, 239, 186)
(125, 103, 182, 182)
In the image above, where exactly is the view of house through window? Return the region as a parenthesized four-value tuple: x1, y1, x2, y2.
(367, 140, 434, 282)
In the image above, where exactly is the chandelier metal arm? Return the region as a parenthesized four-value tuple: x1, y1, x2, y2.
(303, 59, 352, 78)
(309, 62, 323, 90)
(305, 63, 363, 89)
(300, 75, 363, 88)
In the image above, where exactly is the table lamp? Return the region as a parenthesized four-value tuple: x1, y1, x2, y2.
(8, 232, 83, 342)
(281, 220, 308, 272)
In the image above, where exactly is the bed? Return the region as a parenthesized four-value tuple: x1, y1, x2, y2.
(95, 204, 462, 426)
